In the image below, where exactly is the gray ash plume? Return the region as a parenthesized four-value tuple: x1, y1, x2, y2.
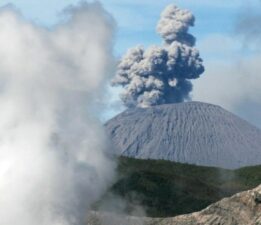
(112, 5, 204, 108)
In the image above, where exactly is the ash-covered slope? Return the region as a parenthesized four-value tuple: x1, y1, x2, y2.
(105, 102, 261, 169)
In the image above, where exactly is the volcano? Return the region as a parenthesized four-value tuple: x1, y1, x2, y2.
(105, 102, 261, 169)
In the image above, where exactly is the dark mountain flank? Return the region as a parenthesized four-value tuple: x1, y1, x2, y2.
(94, 157, 261, 218)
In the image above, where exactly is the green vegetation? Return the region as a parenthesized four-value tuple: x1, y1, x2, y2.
(94, 157, 261, 218)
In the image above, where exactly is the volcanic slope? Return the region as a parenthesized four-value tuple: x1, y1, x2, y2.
(105, 102, 261, 169)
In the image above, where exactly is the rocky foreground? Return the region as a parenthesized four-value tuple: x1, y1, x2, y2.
(86, 184, 261, 225)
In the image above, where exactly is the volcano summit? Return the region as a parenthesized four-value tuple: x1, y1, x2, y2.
(105, 102, 261, 169)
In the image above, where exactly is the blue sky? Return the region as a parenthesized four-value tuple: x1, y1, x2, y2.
(0, 0, 260, 128)
(0, 0, 247, 54)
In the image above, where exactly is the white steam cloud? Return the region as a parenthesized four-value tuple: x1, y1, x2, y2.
(0, 2, 115, 225)
(112, 5, 204, 108)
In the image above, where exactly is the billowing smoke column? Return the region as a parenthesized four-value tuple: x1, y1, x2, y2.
(112, 5, 204, 108)
(0, 2, 115, 225)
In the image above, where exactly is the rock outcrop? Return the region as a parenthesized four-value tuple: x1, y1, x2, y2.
(86, 184, 261, 225)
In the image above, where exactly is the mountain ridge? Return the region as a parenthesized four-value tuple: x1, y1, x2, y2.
(94, 157, 261, 218)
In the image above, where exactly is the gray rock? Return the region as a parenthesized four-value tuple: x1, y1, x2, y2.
(86, 184, 261, 225)
(105, 102, 261, 169)
(253, 191, 261, 204)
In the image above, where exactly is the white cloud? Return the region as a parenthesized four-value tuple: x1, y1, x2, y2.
(0, 2, 116, 225)
(192, 34, 261, 126)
